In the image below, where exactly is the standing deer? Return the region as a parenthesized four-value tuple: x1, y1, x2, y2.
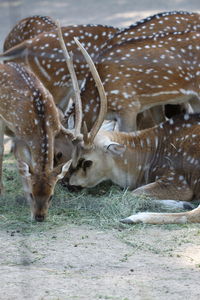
(1, 22, 118, 111)
(1, 11, 199, 124)
(67, 38, 200, 224)
(79, 27, 200, 131)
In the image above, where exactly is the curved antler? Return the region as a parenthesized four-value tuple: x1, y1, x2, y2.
(74, 37, 107, 146)
(56, 21, 82, 139)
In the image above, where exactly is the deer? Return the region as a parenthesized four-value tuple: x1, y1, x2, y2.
(3, 15, 57, 51)
(1, 21, 118, 112)
(1, 11, 199, 128)
(66, 37, 200, 225)
(0, 62, 73, 221)
(63, 11, 200, 131)
(0, 21, 87, 222)
(78, 28, 200, 131)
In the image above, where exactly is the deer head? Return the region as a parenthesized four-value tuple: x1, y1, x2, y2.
(16, 145, 71, 222)
(65, 38, 127, 188)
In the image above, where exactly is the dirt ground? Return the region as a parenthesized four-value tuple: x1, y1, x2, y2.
(1, 1, 200, 299)
(1, 223, 200, 300)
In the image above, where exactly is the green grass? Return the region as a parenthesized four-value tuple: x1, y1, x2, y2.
(0, 153, 195, 234)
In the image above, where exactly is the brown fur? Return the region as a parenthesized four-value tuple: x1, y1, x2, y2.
(0, 62, 71, 221)
(2, 23, 118, 110)
(69, 113, 200, 223)
(4, 15, 57, 51)
(81, 28, 200, 131)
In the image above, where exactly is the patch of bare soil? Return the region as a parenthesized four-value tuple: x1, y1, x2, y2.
(1, 224, 200, 300)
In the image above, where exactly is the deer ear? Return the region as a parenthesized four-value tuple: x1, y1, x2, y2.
(17, 160, 31, 177)
(53, 159, 72, 180)
(105, 143, 126, 156)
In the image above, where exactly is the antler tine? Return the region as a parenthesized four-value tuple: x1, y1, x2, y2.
(74, 37, 107, 145)
(56, 21, 82, 139)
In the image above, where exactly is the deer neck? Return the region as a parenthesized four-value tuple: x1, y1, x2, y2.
(2, 63, 60, 173)
(28, 130, 55, 173)
(104, 128, 163, 189)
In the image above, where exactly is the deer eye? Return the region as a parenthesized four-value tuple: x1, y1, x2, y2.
(83, 160, 93, 171)
(56, 152, 63, 160)
(76, 158, 85, 169)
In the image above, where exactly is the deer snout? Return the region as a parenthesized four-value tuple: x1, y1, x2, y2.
(31, 198, 49, 222)
(35, 214, 45, 222)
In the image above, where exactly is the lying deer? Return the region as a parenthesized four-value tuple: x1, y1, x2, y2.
(67, 38, 200, 224)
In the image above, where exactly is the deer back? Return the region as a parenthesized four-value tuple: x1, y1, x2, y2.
(3, 15, 57, 51)
(2, 24, 118, 108)
(105, 11, 200, 48)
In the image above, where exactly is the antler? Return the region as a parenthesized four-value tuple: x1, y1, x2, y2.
(74, 37, 107, 147)
(56, 21, 82, 140)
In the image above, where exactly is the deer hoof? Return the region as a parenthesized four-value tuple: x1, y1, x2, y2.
(120, 213, 144, 224)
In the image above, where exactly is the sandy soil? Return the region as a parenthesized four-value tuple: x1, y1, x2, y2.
(1, 223, 200, 300)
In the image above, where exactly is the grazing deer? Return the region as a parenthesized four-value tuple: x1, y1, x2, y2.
(1, 22, 118, 111)
(3, 15, 57, 51)
(0, 61, 76, 221)
(67, 38, 200, 224)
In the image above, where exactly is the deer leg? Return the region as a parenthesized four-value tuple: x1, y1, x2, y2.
(120, 206, 200, 224)
(149, 106, 166, 124)
(134, 181, 193, 200)
(132, 176, 193, 201)
(118, 110, 138, 131)
(186, 96, 200, 113)
(137, 110, 155, 130)
(121, 177, 197, 225)
(0, 120, 5, 194)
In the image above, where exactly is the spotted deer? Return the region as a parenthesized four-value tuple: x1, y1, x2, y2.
(3, 15, 57, 51)
(1, 22, 118, 111)
(1, 11, 199, 127)
(62, 11, 200, 130)
(66, 38, 200, 224)
(0, 61, 78, 221)
(81, 32, 200, 130)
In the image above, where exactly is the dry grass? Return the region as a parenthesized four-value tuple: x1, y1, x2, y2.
(0, 153, 194, 233)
